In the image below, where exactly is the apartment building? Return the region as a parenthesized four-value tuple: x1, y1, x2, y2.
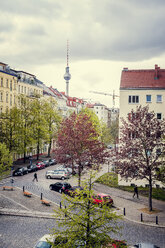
(120, 64, 165, 120)
(0, 62, 43, 114)
(0, 62, 17, 113)
(119, 64, 165, 187)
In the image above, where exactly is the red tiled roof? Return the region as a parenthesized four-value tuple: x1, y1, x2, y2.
(120, 65, 165, 89)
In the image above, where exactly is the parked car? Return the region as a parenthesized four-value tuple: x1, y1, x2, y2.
(36, 161, 45, 169)
(27, 164, 38, 173)
(65, 186, 86, 197)
(56, 166, 72, 175)
(131, 243, 160, 248)
(43, 160, 50, 167)
(33, 234, 55, 248)
(49, 158, 57, 165)
(45, 170, 70, 180)
(49, 182, 72, 193)
(91, 193, 113, 206)
(12, 167, 28, 176)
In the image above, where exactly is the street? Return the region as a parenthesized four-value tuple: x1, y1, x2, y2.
(0, 163, 165, 247)
(0, 215, 164, 248)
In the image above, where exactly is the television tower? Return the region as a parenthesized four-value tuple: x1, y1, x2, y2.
(64, 40, 71, 96)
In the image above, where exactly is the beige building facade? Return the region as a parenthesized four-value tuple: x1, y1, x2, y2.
(119, 65, 165, 187)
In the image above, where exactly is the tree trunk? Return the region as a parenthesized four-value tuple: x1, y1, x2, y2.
(37, 140, 39, 160)
(23, 151, 26, 164)
(78, 163, 81, 187)
(47, 138, 51, 157)
(149, 174, 153, 211)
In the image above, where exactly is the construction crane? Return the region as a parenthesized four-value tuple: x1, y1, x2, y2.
(89, 90, 119, 107)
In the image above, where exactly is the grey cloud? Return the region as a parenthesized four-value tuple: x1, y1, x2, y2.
(1, 0, 165, 65)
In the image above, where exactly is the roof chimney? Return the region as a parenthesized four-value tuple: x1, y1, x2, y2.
(154, 64, 160, 80)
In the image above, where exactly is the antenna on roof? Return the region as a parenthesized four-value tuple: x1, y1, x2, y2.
(64, 40, 71, 96)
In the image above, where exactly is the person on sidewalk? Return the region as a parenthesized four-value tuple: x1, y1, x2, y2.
(32, 172, 38, 182)
(133, 185, 139, 198)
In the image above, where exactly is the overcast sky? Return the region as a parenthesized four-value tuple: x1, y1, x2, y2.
(1, 0, 165, 107)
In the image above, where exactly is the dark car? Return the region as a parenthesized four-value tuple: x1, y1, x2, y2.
(43, 160, 50, 167)
(13, 167, 28, 176)
(49, 159, 57, 165)
(65, 186, 86, 197)
(49, 182, 72, 193)
(27, 164, 38, 173)
(131, 243, 160, 248)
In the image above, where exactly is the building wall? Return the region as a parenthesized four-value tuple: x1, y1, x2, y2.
(0, 71, 17, 113)
(120, 89, 165, 120)
(119, 70, 165, 188)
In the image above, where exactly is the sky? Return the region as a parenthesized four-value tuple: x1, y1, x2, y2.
(1, 0, 165, 108)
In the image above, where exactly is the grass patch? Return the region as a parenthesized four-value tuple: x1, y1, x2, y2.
(95, 172, 165, 201)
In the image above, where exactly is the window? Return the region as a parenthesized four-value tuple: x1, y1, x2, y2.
(10, 94, 12, 106)
(6, 92, 8, 103)
(10, 81, 12, 91)
(24, 87, 26, 94)
(21, 86, 23, 93)
(6, 79, 9, 88)
(14, 82, 17, 90)
(128, 95, 139, 103)
(157, 95, 162, 103)
(146, 95, 151, 102)
(18, 85, 20, 93)
(0, 107, 2, 114)
(157, 113, 162, 120)
(0, 92, 3, 102)
(1, 78, 3, 87)
(14, 95, 16, 104)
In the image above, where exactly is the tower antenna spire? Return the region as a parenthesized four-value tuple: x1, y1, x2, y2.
(64, 40, 71, 96)
(67, 39, 69, 67)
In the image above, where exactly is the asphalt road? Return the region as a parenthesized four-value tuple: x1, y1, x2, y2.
(1, 163, 165, 248)
(0, 215, 164, 248)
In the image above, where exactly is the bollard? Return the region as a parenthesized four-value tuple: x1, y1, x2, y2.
(156, 216, 158, 225)
(65, 206, 67, 217)
(141, 213, 143, 222)
(23, 186, 25, 192)
(123, 208, 126, 216)
(41, 193, 43, 200)
(60, 202, 62, 209)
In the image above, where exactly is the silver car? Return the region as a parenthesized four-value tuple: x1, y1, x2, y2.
(45, 170, 70, 180)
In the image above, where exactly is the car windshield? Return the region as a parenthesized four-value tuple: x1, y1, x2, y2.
(103, 196, 111, 200)
(35, 241, 51, 248)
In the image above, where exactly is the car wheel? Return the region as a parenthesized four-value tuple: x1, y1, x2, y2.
(21, 173, 23, 176)
(47, 176, 51, 179)
(61, 177, 65, 180)
(49, 186, 53, 190)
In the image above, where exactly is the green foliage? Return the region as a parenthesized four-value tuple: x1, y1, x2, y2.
(0, 107, 22, 153)
(42, 98, 62, 157)
(96, 172, 118, 187)
(79, 107, 101, 135)
(0, 142, 13, 175)
(50, 173, 122, 248)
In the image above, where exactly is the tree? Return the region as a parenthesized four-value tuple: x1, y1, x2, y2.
(115, 106, 165, 211)
(42, 98, 62, 157)
(30, 98, 48, 160)
(50, 173, 121, 248)
(17, 95, 34, 163)
(55, 112, 109, 186)
(0, 142, 13, 175)
(0, 107, 21, 154)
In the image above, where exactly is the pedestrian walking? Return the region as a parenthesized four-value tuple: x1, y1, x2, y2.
(33, 172, 38, 182)
(133, 185, 139, 198)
